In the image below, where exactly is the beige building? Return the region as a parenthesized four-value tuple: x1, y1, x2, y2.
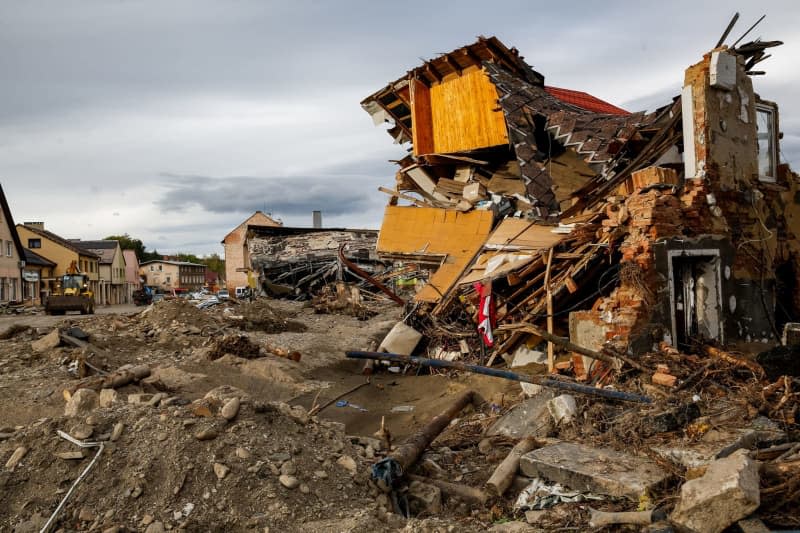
(0, 185, 25, 303)
(16, 223, 101, 298)
(74, 240, 127, 305)
(222, 211, 281, 289)
(139, 260, 206, 292)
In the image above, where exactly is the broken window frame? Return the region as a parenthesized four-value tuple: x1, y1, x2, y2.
(756, 103, 777, 183)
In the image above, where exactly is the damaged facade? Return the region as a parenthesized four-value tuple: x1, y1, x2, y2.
(244, 225, 381, 299)
(362, 35, 799, 361)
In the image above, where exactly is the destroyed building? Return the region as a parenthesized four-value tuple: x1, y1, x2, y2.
(362, 35, 800, 362)
(244, 225, 380, 298)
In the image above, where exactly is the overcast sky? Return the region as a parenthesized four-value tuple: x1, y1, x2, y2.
(1, 1, 798, 256)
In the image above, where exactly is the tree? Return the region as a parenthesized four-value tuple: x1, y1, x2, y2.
(104, 234, 146, 260)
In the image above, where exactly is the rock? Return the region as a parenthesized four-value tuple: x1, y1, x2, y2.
(65, 389, 99, 417)
(32, 329, 61, 353)
(670, 449, 760, 533)
(478, 438, 493, 455)
(279, 474, 300, 489)
(12, 512, 45, 533)
(78, 507, 95, 522)
(127, 393, 153, 404)
(98, 389, 118, 408)
(142, 514, 154, 525)
(142, 365, 206, 390)
(102, 527, 120, 533)
(213, 462, 230, 479)
(144, 521, 165, 533)
(525, 510, 546, 524)
(147, 393, 165, 407)
(520, 442, 668, 501)
(313, 470, 328, 479)
(336, 455, 357, 475)
(204, 385, 249, 403)
(110, 422, 124, 442)
(299, 484, 310, 494)
(5, 446, 28, 470)
(547, 394, 577, 425)
(511, 346, 547, 396)
(195, 427, 218, 441)
(71, 424, 93, 440)
(280, 461, 296, 476)
(486, 391, 555, 439)
(56, 451, 85, 460)
(407, 480, 442, 515)
(235, 447, 252, 460)
(221, 397, 240, 421)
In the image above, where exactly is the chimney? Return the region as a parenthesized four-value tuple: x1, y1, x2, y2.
(312, 210, 322, 229)
(24, 221, 44, 229)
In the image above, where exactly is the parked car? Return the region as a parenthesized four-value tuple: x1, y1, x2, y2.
(216, 290, 230, 300)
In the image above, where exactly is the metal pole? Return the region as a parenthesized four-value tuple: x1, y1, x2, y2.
(345, 351, 651, 404)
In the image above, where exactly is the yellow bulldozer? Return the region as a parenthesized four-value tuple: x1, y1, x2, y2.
(45, 260, 95, 315)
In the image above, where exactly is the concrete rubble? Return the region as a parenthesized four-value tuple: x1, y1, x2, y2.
(519, 442, 669, 500)
(671, 449, 761, 533)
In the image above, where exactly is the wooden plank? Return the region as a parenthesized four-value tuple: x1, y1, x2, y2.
(545, 247, 555, 374)
(429, 68, 509, 154)
(411, 78, 435, 156)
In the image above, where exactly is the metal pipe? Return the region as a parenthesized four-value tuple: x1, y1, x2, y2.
(345, 351, 652, 404)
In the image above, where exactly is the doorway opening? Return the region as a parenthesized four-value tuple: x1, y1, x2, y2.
(668, 250, 723, 350)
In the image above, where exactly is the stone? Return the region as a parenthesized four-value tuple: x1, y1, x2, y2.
(65, 389, 99, 417)
(520, 442, 668, 501)
(144, 521, 165, 533)
(98, 389, 118, 408)
(336, 455, 357, 475)
(221, 397, 240, 421)
(102, 527, 120, 533)
(142, 365, 206, 390)
(195, 427, 218, 441)
(510, 346, 547, 396)
(313, 470, 328, 479)
(279, 474, 300, 489)
(378, 321, 423, 355)
(147, 393, 165, 407)
(478, 438, 492, 455)
(670, 449, 760, 533)
(110, 422, 124, 442)
(213, 462, 230, 479)
(299, 484, 310, 494)
(235, 447, 252, 460)
(547, 394, 577, 425)
(56, 451, 85, 460)
(736, 518, 771, 533)
(71, 425, 93, 440)
(78, 507, 95, 522)
(13, 512, 46, 533)
(407, 480, 442, 515)
(32, 329, 61, 353)
(5, 446, 28, 470)
(525, 510, 547, 524)
(486, 391, 555, 439)
(127, 393, 154, 404)
(280, 461, 296, 476)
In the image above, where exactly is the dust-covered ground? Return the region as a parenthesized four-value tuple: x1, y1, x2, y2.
(3, 298, 798, 532)
(0, 299, 508, 532)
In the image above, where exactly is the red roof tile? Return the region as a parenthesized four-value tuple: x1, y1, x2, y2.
(545, 86, 629, 115)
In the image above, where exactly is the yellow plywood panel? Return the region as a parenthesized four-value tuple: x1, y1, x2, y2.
(377, 206, 494, 302)
(484, 218, 566, 250)
(429, 68, 508, 154)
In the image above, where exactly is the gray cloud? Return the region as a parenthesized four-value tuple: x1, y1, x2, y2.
(1, 0, 799, 256)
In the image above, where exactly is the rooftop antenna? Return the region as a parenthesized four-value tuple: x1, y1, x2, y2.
(732, 14, 766, 47)
(715, 12, 739, 48)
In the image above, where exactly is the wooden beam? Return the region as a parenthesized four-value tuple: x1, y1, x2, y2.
(443, 54, 462, 76)
(425, 62, 442, 83)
